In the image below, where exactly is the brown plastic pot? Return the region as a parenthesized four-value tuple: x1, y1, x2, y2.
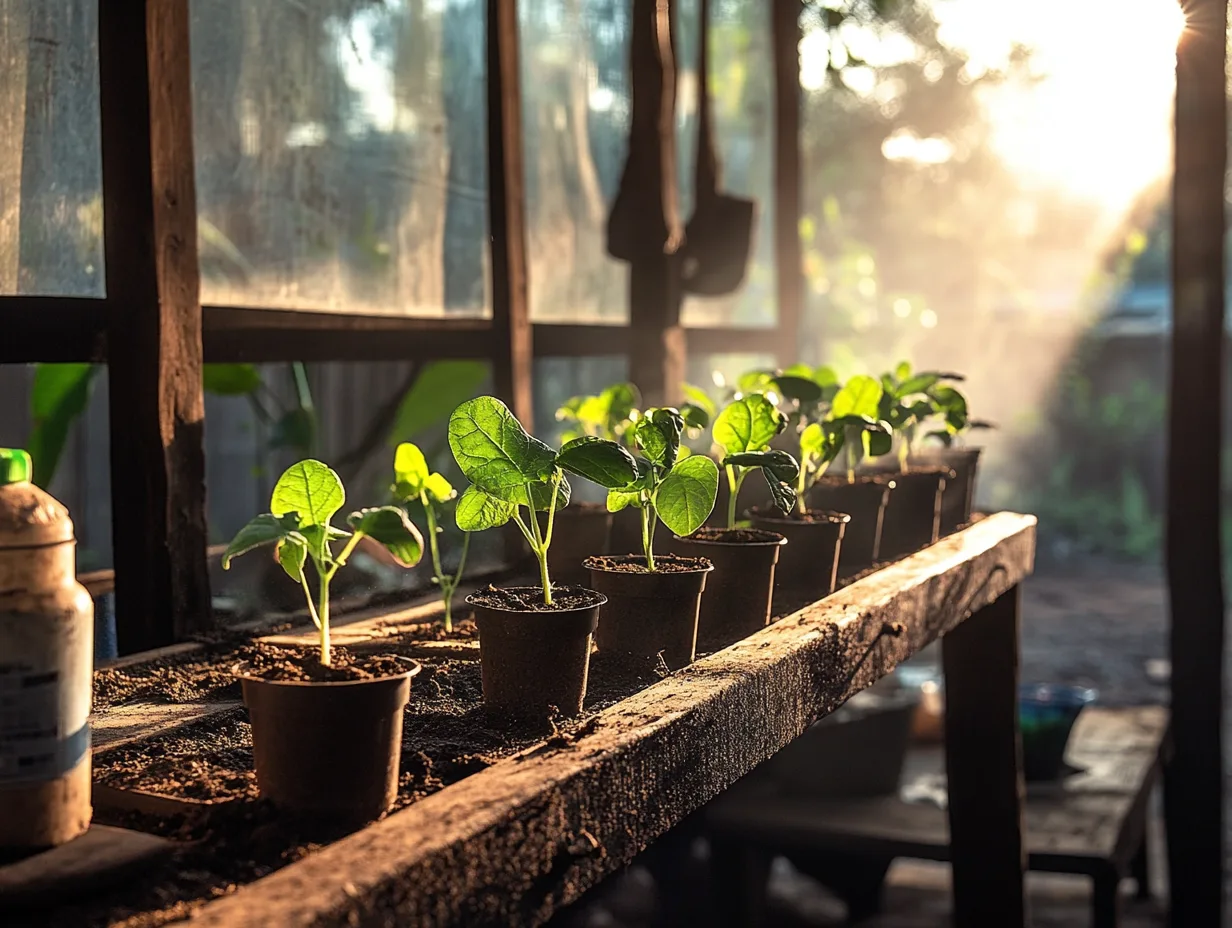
(238, 659, 419, 825)
(608, 506, 643, 555)
(875, 467, 950, 559)
(748, 508, 849, 604)
(670, 528, 786, 650)
(807, 476, 893, 577)
(913, 448, 981, 534)
(584, 554, 713, 670)
(467, 586, 603, 724)
(539, 503, 614, 587)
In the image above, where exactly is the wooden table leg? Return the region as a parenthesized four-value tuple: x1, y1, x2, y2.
(942, 585, 1027, 928)
(1131, 835, 1151, 900)
(1093, 870, 1122, 928)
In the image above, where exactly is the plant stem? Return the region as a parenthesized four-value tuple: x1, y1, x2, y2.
(318, 573, 331, 666)
(422, 496, 450, 632)
(796, 453, 810, 515)
(445, 531, 471, 632)
(641, 504, 655, 571)
(727, 467, 749, 529)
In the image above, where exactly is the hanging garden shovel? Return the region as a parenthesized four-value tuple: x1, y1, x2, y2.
(680, 0, 757, 297)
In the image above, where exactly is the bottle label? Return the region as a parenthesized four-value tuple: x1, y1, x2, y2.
(0, 664, 90, 784)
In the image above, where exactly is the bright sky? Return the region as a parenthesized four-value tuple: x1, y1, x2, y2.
(800, 0, 1184, 215)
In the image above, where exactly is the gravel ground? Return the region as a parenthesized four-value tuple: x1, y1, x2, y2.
(551, 556, 1186, 927)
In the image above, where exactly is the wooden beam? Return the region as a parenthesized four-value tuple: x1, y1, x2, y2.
(1166, 1, 1227, 922)
(98, 0, 211, 651)
(486, 0, 534, 427)
(203, 307, 495, 362)
(626, 0, 685, 406)
(185, 513, 1036, 928)
(942, 585, 1027, 927)
(771, 0, 803, 367)
(0, 297, 106, 362)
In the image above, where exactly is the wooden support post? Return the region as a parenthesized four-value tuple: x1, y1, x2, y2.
(487, 0, 534, 428)
(771, 0, 803, 368)
(1166, 2, 1227, 923)
(626, 0, 685, 407)
(98, 0, 211, 651)
(941, 585, 1026, 928)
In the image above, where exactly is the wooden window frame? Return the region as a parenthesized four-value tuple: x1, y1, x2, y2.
(0, 0, 801, 652)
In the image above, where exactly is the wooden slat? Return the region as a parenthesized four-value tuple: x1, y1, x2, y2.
(771, 0, 803, 366)
(185, 512, 1035, 928)
(942, 586, 1027, 927)
(0, 296, 106, 362)
(98, 0, 211, 651)
(487, 0, 534, 427)
(203, 307, 495, 363)
(1166, 1, 1227, 923)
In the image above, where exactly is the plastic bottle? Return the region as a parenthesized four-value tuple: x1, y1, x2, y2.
(0, 449, 93, 849)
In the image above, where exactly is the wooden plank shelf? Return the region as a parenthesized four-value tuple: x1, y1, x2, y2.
(78, 513, 1034, 927)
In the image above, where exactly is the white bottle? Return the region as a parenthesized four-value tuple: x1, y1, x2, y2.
(0, 449, 93, 849)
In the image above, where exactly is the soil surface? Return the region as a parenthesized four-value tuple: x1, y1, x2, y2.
(36, 631, 663, 928)
(585, 554, 713, 574)
(468, 584, 604, 612)
(681, 527, 786, 545)
(238, 644, 413, 683)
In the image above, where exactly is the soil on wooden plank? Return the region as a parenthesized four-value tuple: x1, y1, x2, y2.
(44, 645, 661, 928)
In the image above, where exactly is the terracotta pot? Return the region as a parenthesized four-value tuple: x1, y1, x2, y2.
(670, 528, 786, 650)
(585, 555, 713, 670)
(748, 508, 848, 605)
(807, 476, 894, 577)
(467, 586, 602, 725)
(539, 503, 613, 587)
(875, 467, 950, 559)
(239, 659, 419, 825)
(913, 448, 982, 534)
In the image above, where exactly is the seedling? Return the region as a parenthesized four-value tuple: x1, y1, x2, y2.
(711, 393, 801, 528)
(392, 442, 467, 633)
(606, 407, 720, 570)
(448, 396, 638, 604)
(223, 460, 425, 666)
(873, 362, 961, 469)
(921, 379, 995, 448)
(556, 382, 641, 444)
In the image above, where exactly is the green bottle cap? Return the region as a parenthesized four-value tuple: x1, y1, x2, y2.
(0, 449, 32, 486)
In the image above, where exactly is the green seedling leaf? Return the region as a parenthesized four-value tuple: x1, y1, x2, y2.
(348, 506, 424, 568)
(389, 360, 489, 446)
(222, 512, 305, 568)
(713, 394, 785, 455)
(813, 365, 839, 387)
(831, 375, 883, 420)
(894, 360, 912, 382)
(393, 442, 431, 494)
(448, 396, 556, 495)
(765, 470, 797, 512)
(724, 450, 800, 515)
(736, 369, 775, 396)
(635, 408, 684, 469)
(556, 436, 638, 489)
(271, 459, 345, 528)
(203, 363, 261, 396)
(28, 362, 97, 488)
(681, 383, 717, 419)
(524, 474, 572, 511)
(680, 403, 711, 432)
(865, 423, 894, 458)
(276, 536, 308, 583)
(455, 485, 517, 531)
(270, 407, 316, 454)
(600, 382, 639, 424)
(896, 373, 941, 398)
(607, 487, 644, 513)
(773, 375, 825, 404)
(423, 472, 456, 504)
(655, 456, 720, 537)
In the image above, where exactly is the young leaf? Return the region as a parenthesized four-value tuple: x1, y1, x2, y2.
(423, 472, 456, 504)
(713, 394, 785, 455)
(448, 396, 556, 495)
(276, 536, 308, 583)
(764, 470, 797, 513)
(556, 436, 638, 489)
(271, 460, 345, 528)
(736, 369, 775, 396)
(523, 474, 572, 512)
(680, 403, 711, 432)
(681, 383, 717, 419)
(348, 506, 424, 568)
(723, 449, 800, 484)
(800, 422, 835, 459)
(896, 373, 941, 398)
(655, 456, 719, 537)
(831, 375, 883, 420)
(894, 360, 912, 382)
(203, 363, 261, 396)
(393, 442, 431, 493)
(600, 382, 639, 424)
(634, 408, 683, 469)
(222, 512, 305, 568)
(607, 487, 644, 513)
(865, 423, 894, 458)
(455, 485, 517, 531)
(773, 375, 824, 404)
(812, 365, 839, 387)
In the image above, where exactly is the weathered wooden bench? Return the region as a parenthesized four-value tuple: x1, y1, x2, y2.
(8, 513, 1037, 927)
